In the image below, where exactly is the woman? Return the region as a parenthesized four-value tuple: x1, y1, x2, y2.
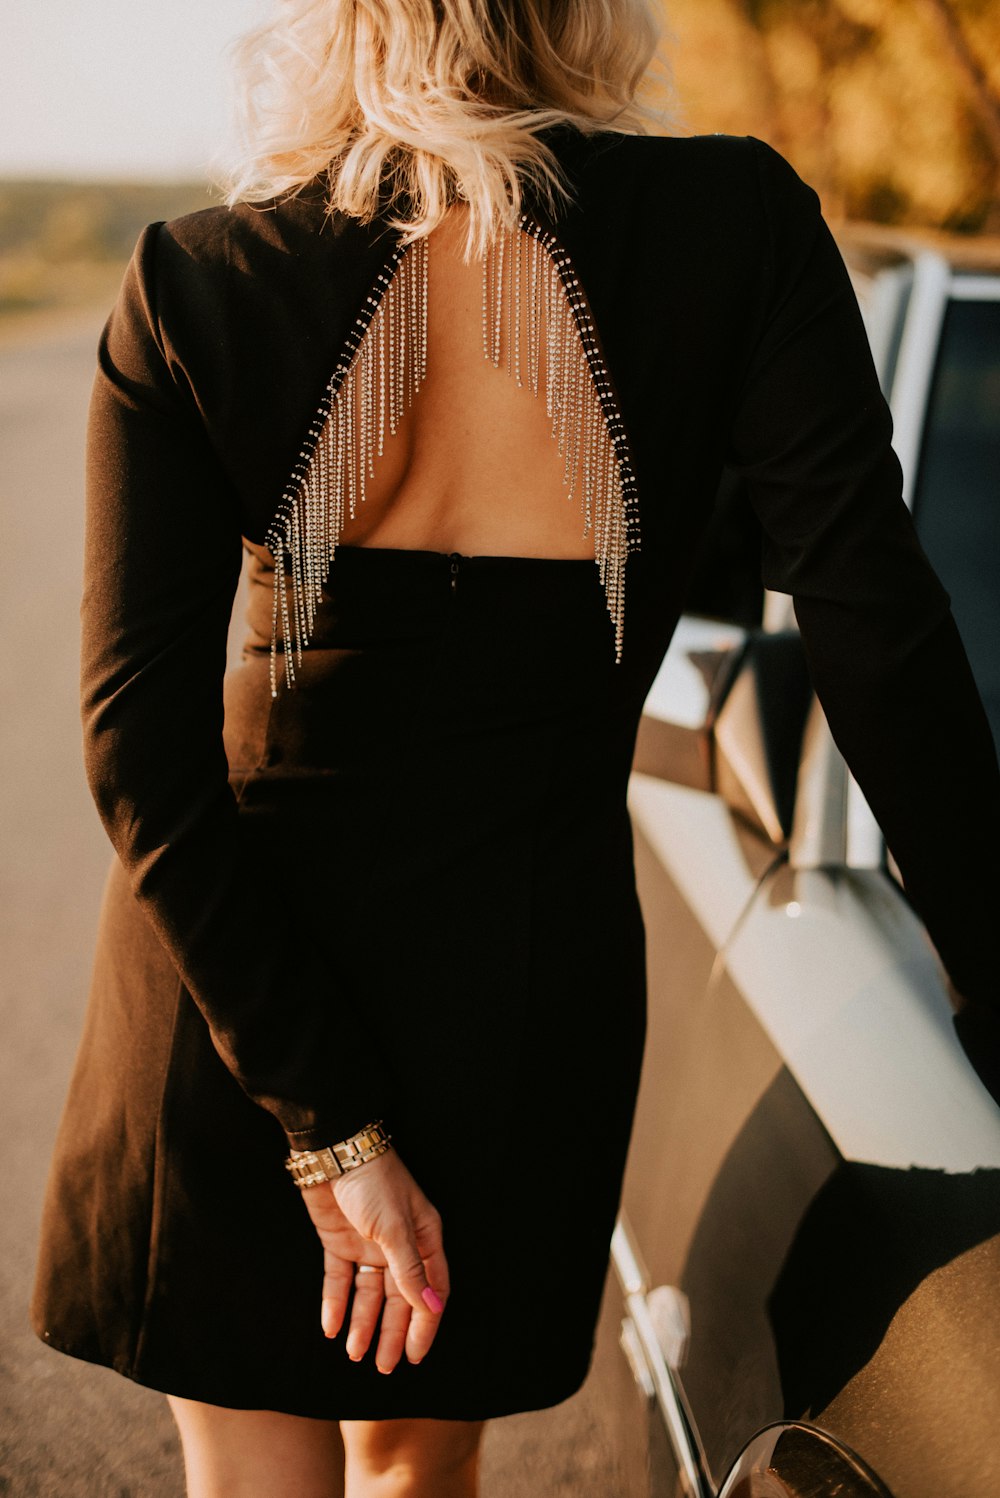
(31, 0, 1000, 1495)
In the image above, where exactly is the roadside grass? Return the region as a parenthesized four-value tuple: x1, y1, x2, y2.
(0, 179, 216, 328)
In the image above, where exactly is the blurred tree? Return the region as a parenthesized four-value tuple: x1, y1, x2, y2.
(722, 0, 788, 152)
(662, 0, 1000, 231)
(917, 0, 1000, 177)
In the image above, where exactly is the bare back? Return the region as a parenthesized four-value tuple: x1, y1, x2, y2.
(337, 204, 596, 561)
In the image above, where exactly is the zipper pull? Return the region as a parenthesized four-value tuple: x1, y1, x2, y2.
(448, 552, 461, 594)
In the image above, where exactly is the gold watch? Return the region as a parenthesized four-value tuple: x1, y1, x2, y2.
(284, 1119, 392, 1189)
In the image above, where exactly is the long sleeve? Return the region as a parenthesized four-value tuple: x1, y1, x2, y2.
(82, 220, 396, 1150)
(726, 137, 1000, 1017)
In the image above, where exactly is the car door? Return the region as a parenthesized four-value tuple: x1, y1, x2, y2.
(616, 609, 848, 1497)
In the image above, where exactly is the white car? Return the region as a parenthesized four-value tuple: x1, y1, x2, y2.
(601, 226, 1000, 1497)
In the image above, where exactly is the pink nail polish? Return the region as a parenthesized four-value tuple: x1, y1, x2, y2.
(422, 1286, 444, 1313)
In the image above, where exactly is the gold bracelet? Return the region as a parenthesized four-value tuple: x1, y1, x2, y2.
(284, 1120, 392, 1189)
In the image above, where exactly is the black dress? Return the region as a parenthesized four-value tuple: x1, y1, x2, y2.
(30, 124, 1000, 1420)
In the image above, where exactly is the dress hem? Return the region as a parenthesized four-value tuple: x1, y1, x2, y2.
(31, 1326, 595, 1424)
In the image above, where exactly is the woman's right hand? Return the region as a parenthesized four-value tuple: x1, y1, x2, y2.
(300, 1147, 449, 1370)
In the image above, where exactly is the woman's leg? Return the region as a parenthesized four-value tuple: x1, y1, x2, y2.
(167, 1395, 347, 1498)
(340, 1417, 485, 1498)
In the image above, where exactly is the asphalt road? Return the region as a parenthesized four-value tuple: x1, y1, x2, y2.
(0, 309, 636, 1497)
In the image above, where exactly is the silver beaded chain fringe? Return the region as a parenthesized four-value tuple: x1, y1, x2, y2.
(263, 214, 640, 696)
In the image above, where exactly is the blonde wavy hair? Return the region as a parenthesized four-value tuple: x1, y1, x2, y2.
(214, 0, 675, 261)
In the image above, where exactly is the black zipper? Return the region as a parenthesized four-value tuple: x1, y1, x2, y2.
(448, 552, 461, 594)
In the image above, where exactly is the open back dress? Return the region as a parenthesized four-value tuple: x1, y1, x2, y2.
(30, 123, 1000, 1421)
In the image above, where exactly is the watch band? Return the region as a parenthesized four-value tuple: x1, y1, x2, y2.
(284, 1120, 392, 1189)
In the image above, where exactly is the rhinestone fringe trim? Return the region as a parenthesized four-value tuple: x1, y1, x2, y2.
(482, 214, 641, 663)
(264, 216, 639, 695)
(264, 236, 430, 695)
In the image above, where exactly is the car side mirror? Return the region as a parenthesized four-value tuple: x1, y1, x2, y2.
(633, 623, 813, 845)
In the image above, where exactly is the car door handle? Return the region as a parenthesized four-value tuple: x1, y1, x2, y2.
(612, 1221, 708, 1498)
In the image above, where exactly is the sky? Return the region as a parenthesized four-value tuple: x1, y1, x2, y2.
(1, 0, 271, 181)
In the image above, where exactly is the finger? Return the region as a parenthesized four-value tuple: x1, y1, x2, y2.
(378, 1223, 432, 1317)
(404, 1300, 446, 1365)
(380, 1205, 449, 1319)
(321, 1248, 356, 1340)
(374, 1272, 413, 1375)
(378, 1213, 447, 1366)
(345, 1268, 387, 1362)
(413, 1206, 450, 1305)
